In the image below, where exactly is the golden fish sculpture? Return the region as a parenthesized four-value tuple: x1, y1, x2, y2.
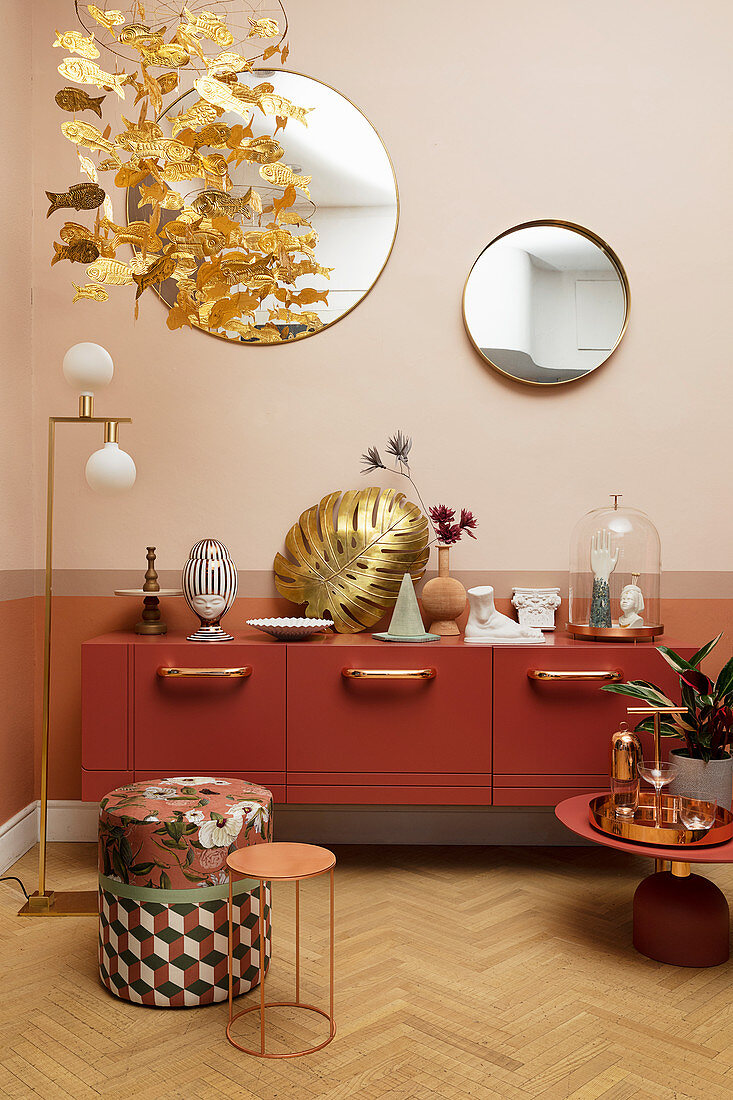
(259, 163, 311, 197)
(62, 119, 120, 160)
(191, 189, 254, 217)
(194, 76, 254, 117)
(159, 161, 206, 183)
(60, 221, 100, 245)
(206, 52, 252, 77)
(72, 282, 109, 302)
(168, 99, 221, 136)
(242, 136, 284, 164)
(248, 18, 280, 38)
(133, 251, 177, 302)
(77, 151, 98, 182)
(182, 7, 233, 47)
(46, 182, 106, 217)
(52, 239, 100, 266)
(87, 6, 125, 33)
(140, 43, 190, 68)
(86, 257, 135, 284)
(55, 86, 106, 116)
(137, 180, 184, 210)
(117, 23, 166, 50)
(53, 30, 100, 58)
(258, 92, 312, 126)
(58, 58, 128, 99)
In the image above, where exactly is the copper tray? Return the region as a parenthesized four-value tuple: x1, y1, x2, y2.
(589, 793, 733, 848)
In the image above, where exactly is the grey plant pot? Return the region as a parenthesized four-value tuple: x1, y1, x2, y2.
(669, 749, 733, 811)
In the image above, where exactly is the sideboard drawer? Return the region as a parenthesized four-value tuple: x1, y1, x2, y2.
(133, 644, 286, 773)
(287, 646, 492, 780)
(493, 646, 694, 781)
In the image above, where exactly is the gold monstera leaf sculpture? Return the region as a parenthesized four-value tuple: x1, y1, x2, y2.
(274, 488, 430, 632)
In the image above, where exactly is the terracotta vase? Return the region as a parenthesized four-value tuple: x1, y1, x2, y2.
(421, 545, 466, 636)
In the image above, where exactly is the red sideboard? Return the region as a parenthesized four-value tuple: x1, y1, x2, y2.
(81, 630, 693, 806)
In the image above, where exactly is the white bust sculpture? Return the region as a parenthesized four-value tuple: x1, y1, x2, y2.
(619, 583, 645, 628)
(464, 585, 545, 644)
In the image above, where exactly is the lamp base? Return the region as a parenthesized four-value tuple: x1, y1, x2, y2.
(18, 889, 97, 917)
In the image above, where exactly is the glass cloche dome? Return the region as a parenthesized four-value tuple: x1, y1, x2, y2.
(568, 495, 663, 640)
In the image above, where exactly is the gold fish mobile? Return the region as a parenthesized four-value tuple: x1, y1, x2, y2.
(49, 6, 329, 341)
(248, 19, 280, 39)
(58, 58, 128, 99)
(87, 7, 125, 33)
(53, 30, 100, 59)
(55, 87, 106, 117)
(72, 282, 109, 302)
(46, 182, 106, 217)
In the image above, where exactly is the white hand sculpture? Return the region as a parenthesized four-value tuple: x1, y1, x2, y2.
(590, 530, 619, 581)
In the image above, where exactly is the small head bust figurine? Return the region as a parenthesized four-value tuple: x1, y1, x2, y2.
(182, 539, 238, 642)
(619, 577, 645, 628)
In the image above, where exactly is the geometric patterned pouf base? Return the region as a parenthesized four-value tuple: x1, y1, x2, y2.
(99, 883, 272, 1008)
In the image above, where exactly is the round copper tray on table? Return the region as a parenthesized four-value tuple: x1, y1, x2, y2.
(588, 792, 733, 848)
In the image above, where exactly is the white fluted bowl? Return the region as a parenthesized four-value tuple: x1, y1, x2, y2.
(246, 617, 333, 641)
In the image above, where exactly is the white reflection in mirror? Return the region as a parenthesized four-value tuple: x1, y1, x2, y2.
(127, 71, 398, 342)
(463, 224, 628, 384)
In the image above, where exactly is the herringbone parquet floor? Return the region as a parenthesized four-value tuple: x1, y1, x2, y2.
(2, 842, 733, 1099)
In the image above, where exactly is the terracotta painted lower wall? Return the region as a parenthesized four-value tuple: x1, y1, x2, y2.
(39, 592, 733, 803)
(1, 599, 36, 824)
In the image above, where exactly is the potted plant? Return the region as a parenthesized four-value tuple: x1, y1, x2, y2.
(602, 634, 733, 809)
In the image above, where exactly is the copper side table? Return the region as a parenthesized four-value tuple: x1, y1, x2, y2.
(226, 842, 336, 1057)
(556, 793, 732, 967)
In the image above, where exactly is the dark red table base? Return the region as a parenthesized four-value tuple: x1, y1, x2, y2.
(633, 871, 730, 966)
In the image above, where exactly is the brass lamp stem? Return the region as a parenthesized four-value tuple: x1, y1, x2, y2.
(104, 420, 119, 444)
(20, 411, 132, 917)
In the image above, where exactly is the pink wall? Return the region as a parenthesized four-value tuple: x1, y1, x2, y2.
(2, 1, 733, 819)
(0, 3, 34, 826)
(28, 0, 733, 578)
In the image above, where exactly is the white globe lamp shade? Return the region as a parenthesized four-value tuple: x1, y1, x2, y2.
(85, 443, 136, 495)
(63, 343, 114, 395)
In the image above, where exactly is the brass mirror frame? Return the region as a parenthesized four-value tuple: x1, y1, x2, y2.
(126, 69, 400, 346)
(462, 219, 630, 387)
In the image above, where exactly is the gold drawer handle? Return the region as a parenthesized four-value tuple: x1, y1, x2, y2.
(528, 669, 622, 682)
(342, 668, 437, 680)
(157, 666, 253, 678)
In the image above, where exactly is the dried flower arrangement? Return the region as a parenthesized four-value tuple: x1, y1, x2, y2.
(361, 431, 478, 547)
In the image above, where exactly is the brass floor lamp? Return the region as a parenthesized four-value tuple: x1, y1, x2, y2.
(19, 343, 136, 917)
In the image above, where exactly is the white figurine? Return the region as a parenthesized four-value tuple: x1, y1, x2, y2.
(619, 579, 645, 628)
(589, 529, 619, 628)
(464, 585, 545, 645)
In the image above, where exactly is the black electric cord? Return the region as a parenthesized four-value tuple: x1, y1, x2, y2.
(0, 876, 30, 900)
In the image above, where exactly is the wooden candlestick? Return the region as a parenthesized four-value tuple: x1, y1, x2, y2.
(115, 547, 182, 635)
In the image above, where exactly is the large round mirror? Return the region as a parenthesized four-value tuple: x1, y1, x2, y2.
(126, 70, 398, 344)
(462, 221, 629, 385)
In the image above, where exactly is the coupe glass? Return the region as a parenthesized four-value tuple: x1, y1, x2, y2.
(678, 797, 717, 833)
(637, 760, 679, 826)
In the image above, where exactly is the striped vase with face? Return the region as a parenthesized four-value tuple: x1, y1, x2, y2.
(182, 539, 238, 642)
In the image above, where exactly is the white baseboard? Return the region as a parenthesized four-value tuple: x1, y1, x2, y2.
(47, 799, 99, 842)
(1, 801, 587, 874)
(0, 803, 39, 874)
(0, 799, 100, 873)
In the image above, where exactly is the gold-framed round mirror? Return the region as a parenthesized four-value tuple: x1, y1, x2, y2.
(462, 220, 630, 385)
(126, 69, 399, 344)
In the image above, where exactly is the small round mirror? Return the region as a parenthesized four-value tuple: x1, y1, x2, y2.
(462, 220, 629, 385)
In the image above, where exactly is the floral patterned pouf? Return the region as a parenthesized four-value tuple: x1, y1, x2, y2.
(98, 776, 273, 1008)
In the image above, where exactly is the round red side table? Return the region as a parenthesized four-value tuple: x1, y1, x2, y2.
(226, 841, 336, 1057)
(556, 793, 732, 967)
